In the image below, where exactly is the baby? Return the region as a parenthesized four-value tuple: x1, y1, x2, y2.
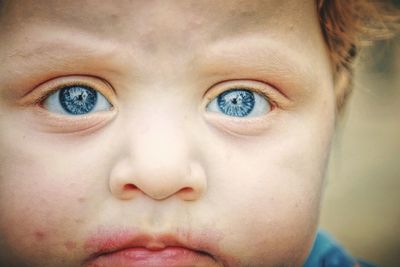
(0, 1, 398, 267)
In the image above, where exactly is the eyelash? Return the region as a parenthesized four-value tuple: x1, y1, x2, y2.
(37, 83, 88, 106)
(18, 76, 116, 108)
(20, 76, 279, 118)
(204, 81, 277, 109)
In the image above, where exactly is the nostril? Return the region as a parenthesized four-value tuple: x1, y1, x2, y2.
(176, 186, 199, 201)
(123, 184, 138, 191)
(179, 187, 194, 193)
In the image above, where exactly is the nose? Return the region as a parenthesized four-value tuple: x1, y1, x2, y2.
(108, 120, 207, 201)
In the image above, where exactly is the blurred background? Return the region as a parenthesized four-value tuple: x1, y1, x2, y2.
(320, 37, 400, 267)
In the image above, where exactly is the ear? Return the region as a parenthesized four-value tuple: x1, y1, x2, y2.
(333, 45, 357, 116)
(333, 66, 353, 116)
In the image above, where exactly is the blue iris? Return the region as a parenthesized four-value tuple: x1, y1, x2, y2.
(59, 85, 97, 115)
(217, 89, 255, 117)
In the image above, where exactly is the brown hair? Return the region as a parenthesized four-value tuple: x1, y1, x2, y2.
(317, 0, 399, 112)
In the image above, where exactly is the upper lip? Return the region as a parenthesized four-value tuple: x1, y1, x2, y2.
(83, 229, 219, 263)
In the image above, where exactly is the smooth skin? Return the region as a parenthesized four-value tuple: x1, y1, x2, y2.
(0, 1, 335, 266)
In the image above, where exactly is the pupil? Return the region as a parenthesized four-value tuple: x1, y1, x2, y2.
(59, 86, 97, 115)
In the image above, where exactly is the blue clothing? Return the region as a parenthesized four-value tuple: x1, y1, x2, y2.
(303, 230, 377, 267)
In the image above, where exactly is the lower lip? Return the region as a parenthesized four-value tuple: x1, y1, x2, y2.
(86, 246, 215, 267)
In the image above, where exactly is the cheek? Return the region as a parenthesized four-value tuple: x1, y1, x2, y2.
(203, 110, 334, 265)
(0, 118, 112, 263)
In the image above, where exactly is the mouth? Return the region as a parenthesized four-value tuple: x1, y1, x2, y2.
(83, 229, 223, 267)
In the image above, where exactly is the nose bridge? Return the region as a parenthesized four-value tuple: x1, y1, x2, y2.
(133, 107, 189, 169)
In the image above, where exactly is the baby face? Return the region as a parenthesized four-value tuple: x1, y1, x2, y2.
(0, 1, 335, 266)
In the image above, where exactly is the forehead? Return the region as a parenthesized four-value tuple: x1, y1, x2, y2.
(0, 0, 329, 103)
(1, 0, 315, 46)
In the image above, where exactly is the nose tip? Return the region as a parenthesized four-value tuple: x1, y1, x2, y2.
(109, 159, 207, 201)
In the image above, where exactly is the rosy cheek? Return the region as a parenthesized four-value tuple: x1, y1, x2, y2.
(0, 189, 84, 244)
(0, 162, 89, 260)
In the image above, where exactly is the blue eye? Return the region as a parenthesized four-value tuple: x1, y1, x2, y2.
(206, 88, 271, 117)
(43, 85, 112, 115)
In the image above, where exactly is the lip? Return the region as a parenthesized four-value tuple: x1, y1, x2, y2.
(83, 228, 225, 267)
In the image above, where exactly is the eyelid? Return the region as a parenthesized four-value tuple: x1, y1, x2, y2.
(17, 75, 117, 108)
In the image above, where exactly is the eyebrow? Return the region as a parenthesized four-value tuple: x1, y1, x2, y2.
(6, 28, 125, 67)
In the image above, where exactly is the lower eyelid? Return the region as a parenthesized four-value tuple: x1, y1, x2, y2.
(25, 105, 117, 134)
(203, 111, 277, 137)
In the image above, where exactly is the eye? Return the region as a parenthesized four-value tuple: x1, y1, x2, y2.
(206, 88, 271, 117)
(43, 85, 112, 115)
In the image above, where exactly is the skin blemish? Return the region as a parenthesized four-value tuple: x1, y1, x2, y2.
(78, 197, 86, 203)
(34, 230, 46, 241)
